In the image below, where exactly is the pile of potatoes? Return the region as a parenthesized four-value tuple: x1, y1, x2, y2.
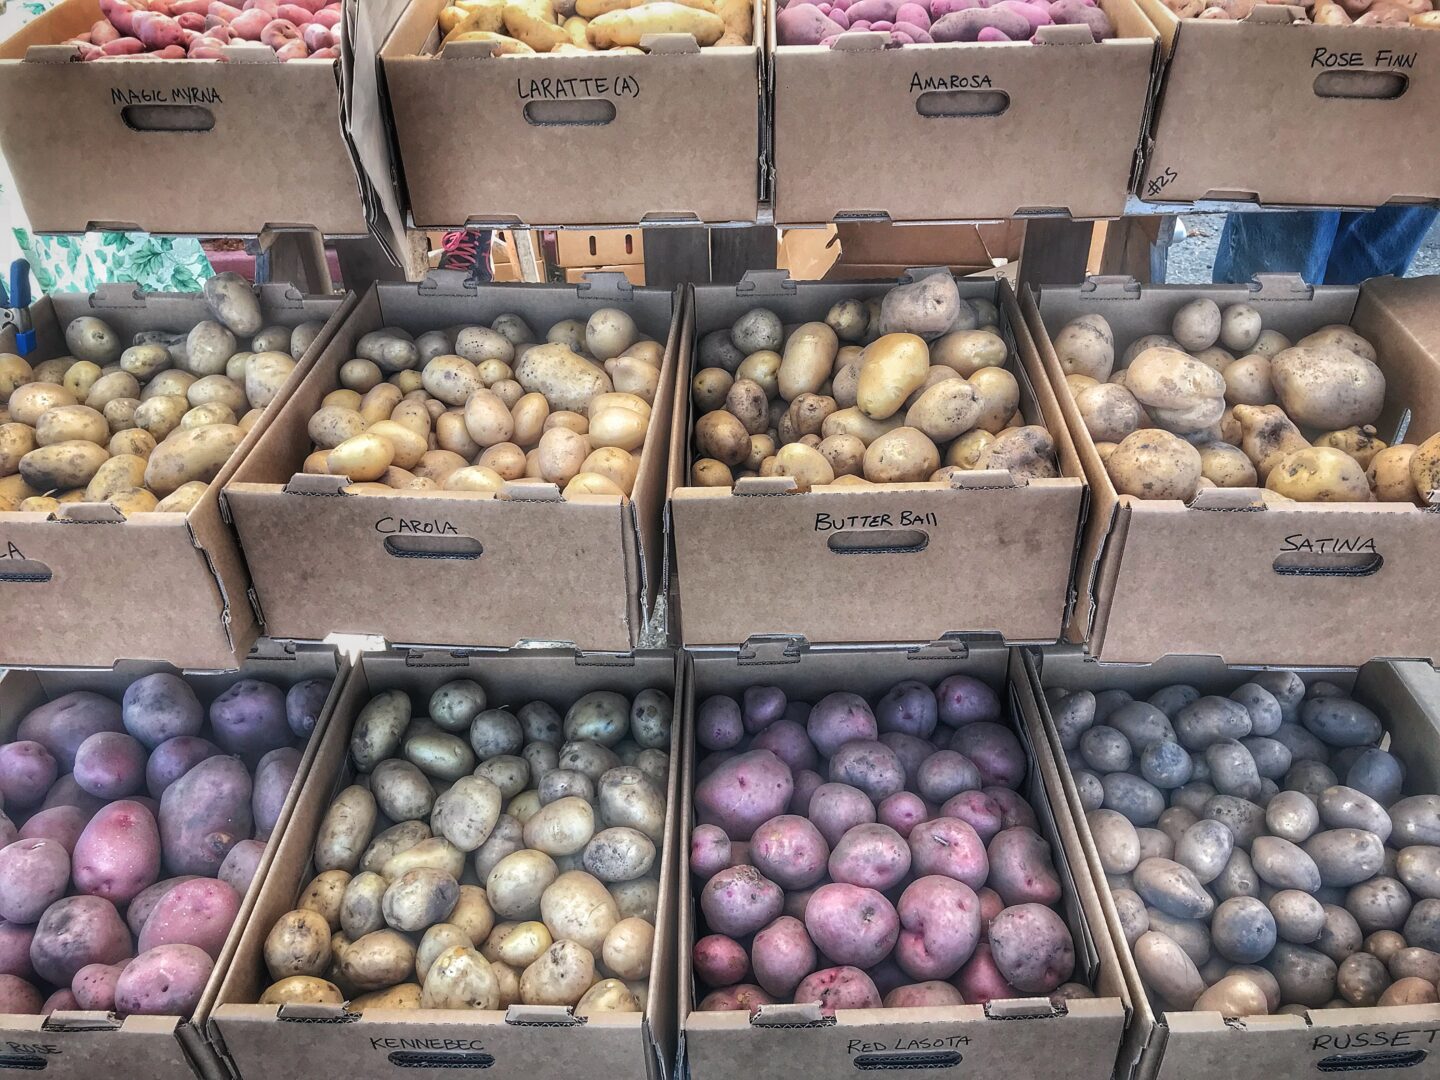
(690, 675, 1086, 1014)
(1048, 673, 1440, 1016)
(66, 0, 342, 61)
(1053, 300, 1440, 503)
(1160, 0, 1439, 26)
(777, 0, 1113, 46)
(690, 273, 1057, 491)
(437, 0, 751, 54)
(0, 273, 323, 515)
(259, 679, 673, 1014)
(303, 309, 661, 499)
(0, 672, 332, 1017)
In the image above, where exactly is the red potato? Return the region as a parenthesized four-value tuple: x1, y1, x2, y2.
(954, 942, 1019, 1003)
(742, 686, 787, 734)
(939, 790, 1006, 844)
(127, 876, 200, 936)
(0, 921, 36, 979)
(693, 934, 749, 988)
(91, 19, 121, 42)
(988, 904, 1075, 993)
(793, 965, 881, 1014)
(286, 679, 331, 738)
(159, 755, 253, 876)
(807, 693, 878, 757)
(807, 783, 876, 847)
(244, 0, 280, 9)
(276, 2, 312, 19)
(177, 11, 205, 28)
(694, 750, 794, 841)
(0, 839, 70, 922)
(259, 16, 300, 47)
(312, 6, 340, 26)
(72, 962, 125, 1010)
(698, 983, 774, 1012)
(752, 916, 817, 997)
(829, 740, 905, 802)
(987, 827, 1062, 907)
(949, 722, 1026, 789)
(936, 675, 1001, 728)
(99, 0, 140, 34)
(115, 944, 213, 1015)
(986, 786, 1039, 831)
(30, 896, 132, 986)
(917, 750, 982, 803)
(137, 877, 240, 958)
(102, 34, 146, 53)
(252, 746, 301, 839)
(72, 800, 162, 904)
(750, 814, 829, 890)
(909, 817, 989, 889)
(171, 0, 213, 13)
(73, 731, 147, 799)
(19, 806, 87, 851)
(0, 741, 58, 808)
(790, 769, 824, 815)
(273, 38, 309, 58)
(0, 974, 42, 1014)
(40, 775, 106, 818)
(209, 679, 290, 759)
(122, 673, 204, 750)
(828, 823, 911, 891)
(752, 719, 819, 774)
(229, 8, 270, 38)
(133, 11, 187, 47)
(690, 824, 732, 881)
(311, 43, 338, 56)
(146, 736, 221, 799)
(43, 988, 79, 1012)
(702, 866, 784, 937)
(884, 981, 966, 1007)
(219, 838, 266, 894)
(209, 3, 243, 22)
(896, 876, 982, 980)
(976, 887, 1004, 940)
(879, 732, 937, 790)
(877, 792, 929, 838)
(876, 681, 939, 739)
(696, 696, 744, 752)
(804, 883, 899, 969)
(17, 691, 123, 772)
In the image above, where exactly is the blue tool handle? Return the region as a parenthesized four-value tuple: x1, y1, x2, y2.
(9, 260, 30, 311)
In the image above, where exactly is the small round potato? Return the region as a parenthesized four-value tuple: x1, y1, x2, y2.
(1107, 430, 1202, 501)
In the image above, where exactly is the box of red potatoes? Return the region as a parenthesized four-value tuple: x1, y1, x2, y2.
(678, 641, 1132, 1080)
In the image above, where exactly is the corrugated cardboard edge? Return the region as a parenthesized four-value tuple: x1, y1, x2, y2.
(0, 646, 348, 1080)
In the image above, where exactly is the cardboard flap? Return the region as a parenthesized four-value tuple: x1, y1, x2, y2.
(575, 272, 636, 302)
(750, 1003, 826, 1026)
(44, 1010, 123, 1031)
(1249, 272, 1315, 300)
(417, 269, 480, 296)
(829, 31, 890, 50)
(222, 42, 281, 62)
(1033, 23, 1102, 44)
(256, 283, 313, 309)
(733, 476, 799, 494)
(89, 282, 148, 309)
(1188, 487, 1266, 510)
(439, 37, 508, 58)
(642, 32, 702, 53)
(505, 1004, 583, 1025)
(54, 502, 127, 524)
(498, 480, 565, 502)
(734, 269, 799, 296)
(23, 43, 79, 63)
(283, 473, 350, 496)
(1077, 275, 1145, 299)
(948, 468, 1023, 490)
(1240, 4, 1307, 23)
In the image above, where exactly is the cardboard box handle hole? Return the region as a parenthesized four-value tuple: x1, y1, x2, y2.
(120, 105, 217, 133)
(383, 535, 484, 560)
(0, 1052, 47, 1071)
(826, 529, 929, 554)
(1272, 551, 1382, 577)
(1316, 1050, 1426, 1072)
(914, 89, 1009, 118)
(523, 100, 617, 127)
(852, 1050, 964, 1070)
(385, 1051, 496, 1069)
(1312, 71, 1407, 101)
(0, 559, 53, 583)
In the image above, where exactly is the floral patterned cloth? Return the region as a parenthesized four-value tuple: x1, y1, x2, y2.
(0, 1, 214, 294)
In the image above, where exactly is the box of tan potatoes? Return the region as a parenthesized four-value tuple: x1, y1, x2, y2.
(669, 269, 1086, 650)
(1024, 273, 1440, 668)
(1025, 647, 1440, 1080)
(678, 642, 1130, 1080)
(381, 0, 762, 227)
(0, 284, 349, 671)
(0, 643, 347, 1080)
(222, 271, 683, 652)
(1136, 4, 1440, 207)
(209, 647, 682, 1080)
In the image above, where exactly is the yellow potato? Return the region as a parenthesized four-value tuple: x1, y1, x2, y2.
(1266, 446, 1371, 503)
(308, 406, 369, 451)
(109, 428, 156, 460)
(144, 424, 244, 497)
(465, 389, 518, 449)
(443, 465, 506, 493)
(545, 411, 589, 435)
(366, 420, 428, 471)
(181, 403, 238, 429)
(772, 443, 834, 492)
(588, 406, 647, 451)
(478, 442, 527, 480)
(85, 454, 148, 501)
(1314, 425, 1386, 469)
(1106, 429, 1202, 501)
(329, 434, 395, 483)
(0, 353, 33, 397)
(778, 323, 840, 401)
(1368, 444, 1419, 503)
(10, 383, 76, 426)
(691, 458, 733, 486)
(322, 388, 362, 411)
(511, 392, 550, 448)
(18, 440, 110, 492)
(86, 371, 141, 411)
(437, 411, 483, 459)
(581, 446, 639, 494)
(585, 1, 725, 46)
(969, 367, 1020, 434)
(862, 426, 940, 484)
(0, 423, 36, 477)
(694, 410, 749, 467)
(856, 334, 928, 421)
(536, 427, 590, 486)
(422, 355, 485, 406)
(945, 429, 994, 469)
(246, 351, 297, 410)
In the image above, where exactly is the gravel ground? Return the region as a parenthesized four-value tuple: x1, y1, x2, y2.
(1163, 212, 1440, 283)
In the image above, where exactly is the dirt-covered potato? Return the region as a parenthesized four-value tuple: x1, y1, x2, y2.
(1106, 430, 1202, 501)
(1270, 346, 1385, 430)
(1265, 447, 1371, 503)
(1054, 315, 1115, 380)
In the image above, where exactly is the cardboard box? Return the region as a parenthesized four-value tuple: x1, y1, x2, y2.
(1136, 5, 1440, 207)
(679, 642, 1130, 1080)
(0, 0, 370, 236)
(669, 270, 1086, 649)
(1025, 647, 1440, 1080)
(556, 230, 646, 268)
(1023, 273, 1440, 667)
(0, 285, 349, 671)
(779, 224, 1024, 281)
(381, 0, 762, 228)
(770, 0, 1160, 225)
(223, 272, 683, 652)
(209, 647, 682, 1080)
(0, 642, 347, 1080)
(566, 265, 647, 285)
